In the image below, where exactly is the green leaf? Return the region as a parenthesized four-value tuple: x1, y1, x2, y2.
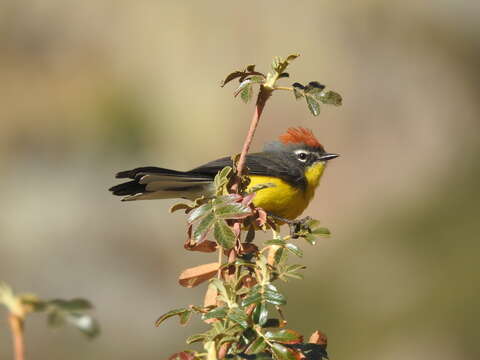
(306, 96, 321, 116)
(317, 90, 342, 106)
(49, 298, 92, 312)
(241, 291, 262, 307)
(241, 83, 253, 103)
(186, 333, 207, 344)
(285, 243, 303, 257)
(210, 278, 230, 302)
(252, 302, 268, 326)
(246, 336, 268, 354)
(214, 203, 251, 219)
(193, 212, 215, 241)
(264, 329, 303, 344)
(187, 203, 213, 223)
(155, 308, 190, 327)
(250, 75, 265, 84)
(264, 239, 286, 246)
(179, 309, 192, 325)
(213, 220, 236, 249)
(65, 312, 100, 338)
(311, 227, 330, 237)
(202, 306, 228, 321)
(293, 87, 304, 100)
(270, 343, 298, 360)
(264, 290, 286, 306)
(273, 247, 287, 266)
(227, 307, 249, 329)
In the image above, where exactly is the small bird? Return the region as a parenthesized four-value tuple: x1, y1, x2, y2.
(109, 127, 338, 220)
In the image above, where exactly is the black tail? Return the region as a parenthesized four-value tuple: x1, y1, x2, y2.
(109, 166, 213, 201)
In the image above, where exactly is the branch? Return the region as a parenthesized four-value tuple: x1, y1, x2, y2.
(8, 314, 25, 360)
(231, 86, 272, 192)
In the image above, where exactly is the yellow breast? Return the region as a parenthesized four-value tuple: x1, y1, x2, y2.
(246, 162, 326, 220)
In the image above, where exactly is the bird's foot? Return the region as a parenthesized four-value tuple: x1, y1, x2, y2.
(267, 213, 312, 239)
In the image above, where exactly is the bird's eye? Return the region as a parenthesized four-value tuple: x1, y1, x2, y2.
(296, 151, 309, 162)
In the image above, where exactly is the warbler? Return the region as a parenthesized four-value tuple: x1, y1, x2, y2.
(109, 127, 338, 220)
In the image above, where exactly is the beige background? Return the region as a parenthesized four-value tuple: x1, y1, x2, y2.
(1, 1, 479, 359)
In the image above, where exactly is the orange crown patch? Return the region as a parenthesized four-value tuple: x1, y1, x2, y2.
(279, 127, 322, 148)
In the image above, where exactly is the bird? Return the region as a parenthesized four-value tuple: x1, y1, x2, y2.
(109, 127, 338, 221)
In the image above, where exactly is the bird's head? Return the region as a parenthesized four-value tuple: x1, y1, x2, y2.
(264, 127, 339, 168)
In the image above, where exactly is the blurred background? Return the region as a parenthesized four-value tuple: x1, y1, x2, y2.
(1, 1, 479, 359)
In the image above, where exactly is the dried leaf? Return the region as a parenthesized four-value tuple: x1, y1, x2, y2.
(168, 351, 196, 360)
(309, 330, 327, 346)
(184, 240, 217, 253)
(178, 263, 220, 288)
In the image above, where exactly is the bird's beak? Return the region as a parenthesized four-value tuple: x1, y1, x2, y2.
(319, 153, 339, 161)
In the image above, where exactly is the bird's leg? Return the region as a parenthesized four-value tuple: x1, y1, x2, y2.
(267, 213, 312, 239)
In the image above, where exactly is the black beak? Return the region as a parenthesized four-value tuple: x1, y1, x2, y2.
(319, 153, 339, 161)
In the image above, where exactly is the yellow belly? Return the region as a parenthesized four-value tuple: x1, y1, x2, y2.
(247, 162, 325, 220)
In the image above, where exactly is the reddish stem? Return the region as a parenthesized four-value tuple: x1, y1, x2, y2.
(8, 314, 25, 360)
(232, 87, 272, 192)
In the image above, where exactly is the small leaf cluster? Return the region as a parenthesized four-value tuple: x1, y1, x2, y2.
(156, 212, 330, 359)
(292, 82, 342, 116)
(0, 282, 100, 338)
(220, 53, 343, 118)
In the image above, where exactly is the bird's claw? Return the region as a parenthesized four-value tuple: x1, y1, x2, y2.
(289, 216, 312, 239)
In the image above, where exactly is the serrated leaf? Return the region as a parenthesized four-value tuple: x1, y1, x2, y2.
(214, 203, 251, 219)
(317, 90, 342, 106)
(202, 306, 228, 321)
(306, 96, 321, 116)
(187, 203, 213, 223)
(250, 75, 265, 84)
(193, 212, 215, 241)
(227, 307, 249, 329)
(213, 220, 236, 249)
(293, 87, 304, 100)
(240, 83, 253, 103)
(155, 308, 190, 327)
(265, 329, 303, 344)
(270, 343, 298, 360)
(65, 312, 100, 338)
(285, 243, 303, 257)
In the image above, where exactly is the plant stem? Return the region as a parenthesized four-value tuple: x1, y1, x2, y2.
(273, 86, 293, 92)
(8, 314, 25, 360)
(232, 86, 273, 192)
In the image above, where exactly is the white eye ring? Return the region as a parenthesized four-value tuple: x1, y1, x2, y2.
(294, 150, 309, 162)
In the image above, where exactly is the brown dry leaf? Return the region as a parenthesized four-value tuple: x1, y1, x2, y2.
(184, 240, 217, 253)
(178, 262, 220, 288)
(309, 330, 328, 346)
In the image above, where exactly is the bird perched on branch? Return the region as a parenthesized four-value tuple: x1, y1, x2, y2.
(109, 127, 338, 220)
